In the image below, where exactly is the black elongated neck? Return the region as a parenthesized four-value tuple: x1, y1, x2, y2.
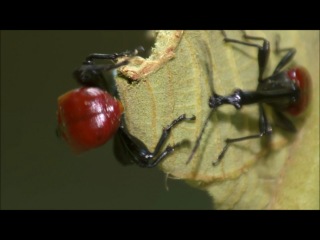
(209, 88, 298, 110)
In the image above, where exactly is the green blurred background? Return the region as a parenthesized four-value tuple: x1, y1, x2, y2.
(1, 30, 211, 209)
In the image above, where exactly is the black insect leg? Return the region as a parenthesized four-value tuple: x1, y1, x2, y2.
(222, 30, 270, 81)
(115, 114, 196, 168)
(273, 110, 297, 132)
(213, 104, 272, 165)
(140, 145, 175, 168)
(273, 35, 296, 75)
(84, 46, 144, 64)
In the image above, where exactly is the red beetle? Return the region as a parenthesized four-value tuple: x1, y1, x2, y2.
(57, 47, 195, 168)
(187, 31, 312, 165)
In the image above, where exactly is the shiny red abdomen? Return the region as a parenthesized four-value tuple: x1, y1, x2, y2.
(57, 87, 124, 153)
(286, 66, 312, 116)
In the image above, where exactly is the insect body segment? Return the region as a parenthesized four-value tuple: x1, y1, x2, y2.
(57, 87, 124, 153)
(285, 66, 311, 115)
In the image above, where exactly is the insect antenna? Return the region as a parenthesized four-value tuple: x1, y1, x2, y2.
(186, 109, 214, 164)
(186, 41, 216, 165)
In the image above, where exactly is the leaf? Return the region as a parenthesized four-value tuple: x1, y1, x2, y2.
(116, 30, 319, 209)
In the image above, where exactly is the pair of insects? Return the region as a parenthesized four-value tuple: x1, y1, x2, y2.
(57, 31, 311, 168)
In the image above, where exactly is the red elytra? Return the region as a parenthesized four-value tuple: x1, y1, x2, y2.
(57, 87, 124, 153)
(286, 66, 312, 116)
